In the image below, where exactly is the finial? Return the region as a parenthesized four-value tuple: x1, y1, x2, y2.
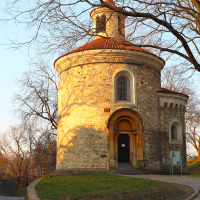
(105, 0, 117, 7)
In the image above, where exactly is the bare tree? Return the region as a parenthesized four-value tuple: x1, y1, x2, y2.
(2, 0, 200, 72)
(32, 140, 56, 177)
(12, 59, 58, 132)
(186, 112, 200, 157)
(162, 65, 200, 157)
(0, 152, 7, 179)
(8, 59, 58, 182)
(0, 124, 56, 188)
(0, 125, 35, 189)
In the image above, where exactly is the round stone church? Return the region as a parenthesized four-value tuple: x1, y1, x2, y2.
(54, 0, 189, 175)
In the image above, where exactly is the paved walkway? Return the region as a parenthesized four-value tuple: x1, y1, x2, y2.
(0, 198, 25, 200)
(27, 178, 41, 200)
(124, 175, 200, 199)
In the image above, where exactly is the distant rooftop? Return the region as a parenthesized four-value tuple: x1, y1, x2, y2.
(157, 88, 189, 98)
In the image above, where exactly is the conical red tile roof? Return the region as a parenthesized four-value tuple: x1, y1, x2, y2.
(54, 37, 164, 66)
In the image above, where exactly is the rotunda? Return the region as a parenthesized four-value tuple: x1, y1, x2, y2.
(54, 0, 189, 175)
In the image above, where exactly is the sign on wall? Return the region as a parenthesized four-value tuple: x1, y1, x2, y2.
(169, 150, 182, 175)
(169, 150, 181, 165)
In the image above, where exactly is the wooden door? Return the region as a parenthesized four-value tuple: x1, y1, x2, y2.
(118, 134, 130, 163)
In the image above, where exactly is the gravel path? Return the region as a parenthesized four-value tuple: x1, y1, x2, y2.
(0, 198, 25, 200)
(122, 175, 200, 199)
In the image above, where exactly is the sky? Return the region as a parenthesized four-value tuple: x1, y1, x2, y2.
(0, 19, 31, 133)
(0, 2, 58, 133)
(0, 1, 199, 156)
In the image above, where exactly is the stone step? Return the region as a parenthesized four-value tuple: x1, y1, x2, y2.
(110, 163, 148, 175)
(118, 163, 132, 165)
(115, 169, 148, 175)
(116, 168, 142, 171)
(115, 163, 147, 175)
(117, 165, 137, 169)
(115, 170, 147, 175)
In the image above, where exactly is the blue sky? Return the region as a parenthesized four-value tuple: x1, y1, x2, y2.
(0, 20, 31, 133)
(0, 2, 57, 133)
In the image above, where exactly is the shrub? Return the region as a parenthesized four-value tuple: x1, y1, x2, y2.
(41, 174, 53, 178)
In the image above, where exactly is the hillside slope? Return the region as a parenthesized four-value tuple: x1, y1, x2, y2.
(187, 158, 200, 175)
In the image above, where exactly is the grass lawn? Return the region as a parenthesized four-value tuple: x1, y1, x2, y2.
(187, 158, 200, 166)
(172, 158, 200, 178)
(35, 174, 193, 200)
(187, 158, 200, 175)
(171, 158, 200, 178)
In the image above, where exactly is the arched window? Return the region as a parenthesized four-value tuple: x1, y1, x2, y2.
(96, 16, 101, 33)
(114, 70, 136, 105)
(101, 15, 106, 32)
(118, 17, 125, 35)
(171, 126, 177, 139)
(169, 120, 182, 144)
(118, 77, 127, 100)
(96, 15, 106, 33)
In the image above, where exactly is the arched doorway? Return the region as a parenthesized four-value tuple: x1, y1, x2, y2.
(107, 108, 144, 169)
(118, 134, 130, 163)
(117, 119, 132, 163)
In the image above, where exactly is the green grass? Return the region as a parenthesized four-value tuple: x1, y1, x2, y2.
(174, 158, 200, 177)
(187, 158, 200, 166)
(16, 187, 27, 197)
(35, 174, 175, 200)
(188, 158, 200, 175)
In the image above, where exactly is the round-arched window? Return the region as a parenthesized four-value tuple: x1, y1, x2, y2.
(114, 69, 136, 105)
(96, 15, 106, 33)
(118, 17, 125, 35)
(169, 120, 182, 144)
(118, 77, 127, 100)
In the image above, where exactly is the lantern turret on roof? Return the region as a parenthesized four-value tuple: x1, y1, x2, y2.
(90, 0, 126, 40)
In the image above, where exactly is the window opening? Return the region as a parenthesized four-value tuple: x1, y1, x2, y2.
(96, 16, 101, 33)
(118, 17, 125, 35)
(171, 126, 177, 139)
(96, 15, 106, 33)
(118, 78, 127, 100)
(101, 15, 106, 32)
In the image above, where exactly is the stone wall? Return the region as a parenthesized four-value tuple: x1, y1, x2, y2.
(159, 106, 188, 173)
(52, 0, 189, 175)
(55, 46, 189, 174)
(0, 180, 15, 197)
